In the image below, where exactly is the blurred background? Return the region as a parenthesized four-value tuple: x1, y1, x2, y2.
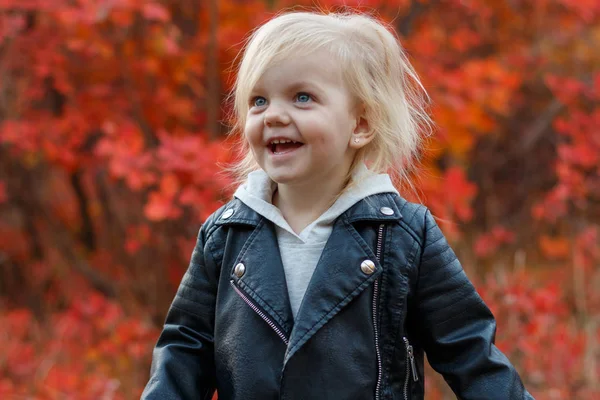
(0, 0, 598, 399)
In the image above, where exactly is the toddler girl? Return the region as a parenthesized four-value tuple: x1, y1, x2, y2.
(142, 10, 533, 400)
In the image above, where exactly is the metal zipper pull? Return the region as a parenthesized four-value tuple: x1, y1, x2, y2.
(403, 337, 419, 382)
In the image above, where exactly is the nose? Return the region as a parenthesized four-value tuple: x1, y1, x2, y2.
(263, 101, 291, 127)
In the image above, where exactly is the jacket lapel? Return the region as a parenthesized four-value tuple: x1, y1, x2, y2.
(283, 217, 383, 364)
(229, 218, 294, 338)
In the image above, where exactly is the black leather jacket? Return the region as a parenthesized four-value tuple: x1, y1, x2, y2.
(142, 193, 534, 400)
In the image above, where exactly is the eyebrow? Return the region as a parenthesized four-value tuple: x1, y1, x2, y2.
(289, 81, 328, 95)
(250, 80, 323, 96)
(286, 81, 314, 90)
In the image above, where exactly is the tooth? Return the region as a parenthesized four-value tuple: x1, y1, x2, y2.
(270, 139, 301, 145)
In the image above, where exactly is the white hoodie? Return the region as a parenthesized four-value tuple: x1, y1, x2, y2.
(233, 163, 399, 318)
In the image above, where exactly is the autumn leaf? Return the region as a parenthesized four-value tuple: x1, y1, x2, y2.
(144, 191, 173, 221)
(474, 226, 515, 258)
(539, 235, 571, 260)
(142, 3, 171, 22)
(443, 167, 477, 222)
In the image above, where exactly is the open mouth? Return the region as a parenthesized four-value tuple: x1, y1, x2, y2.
(268, 139, 304, 155)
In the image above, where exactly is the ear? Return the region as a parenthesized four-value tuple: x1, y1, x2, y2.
(350, 106, 374, 149)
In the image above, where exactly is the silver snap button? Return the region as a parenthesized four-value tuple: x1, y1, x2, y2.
(234, 263, 245, 278)
(360, 260, 376, 275)
(221, 209, 234, 219)
(380, 207, 394, 216)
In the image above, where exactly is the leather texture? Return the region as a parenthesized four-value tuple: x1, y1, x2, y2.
(141, 193, 534, 400)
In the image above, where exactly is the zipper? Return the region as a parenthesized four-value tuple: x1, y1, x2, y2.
(373, 224, 384, 400)
(402, 337, 419, 400)
(230, 280, 289, 345)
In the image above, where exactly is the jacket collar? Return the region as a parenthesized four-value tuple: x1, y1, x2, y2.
(215, 192, 403, 228)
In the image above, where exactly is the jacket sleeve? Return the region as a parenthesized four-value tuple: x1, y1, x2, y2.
(415, 209, 534, 399)
(142, 223, 218, 400)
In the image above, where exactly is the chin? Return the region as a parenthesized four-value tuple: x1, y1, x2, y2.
(265, 170, 303, 185)
(267, 174, 295, 185)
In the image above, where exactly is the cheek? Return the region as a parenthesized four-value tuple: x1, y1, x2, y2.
(244, 118, 261, 142)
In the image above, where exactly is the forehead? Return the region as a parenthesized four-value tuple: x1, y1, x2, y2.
(252, 49, 345, 91)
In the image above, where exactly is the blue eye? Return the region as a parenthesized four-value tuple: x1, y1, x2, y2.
(252, 97, 267, 107)
(296, 92, 312, 103)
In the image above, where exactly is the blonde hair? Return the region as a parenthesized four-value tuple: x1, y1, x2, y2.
(224, 9, 433, 196)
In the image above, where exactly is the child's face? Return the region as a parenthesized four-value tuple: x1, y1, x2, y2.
(244, 49, 365, 189)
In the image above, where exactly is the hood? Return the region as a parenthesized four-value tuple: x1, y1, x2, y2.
(233, 163, 399, 243)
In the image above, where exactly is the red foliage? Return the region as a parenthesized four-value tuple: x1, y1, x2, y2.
(0, 0, 598, 398)
(0, 295, 159, 399)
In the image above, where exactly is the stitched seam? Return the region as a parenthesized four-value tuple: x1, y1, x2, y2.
(172, 298, 213, 317)
(424, 278, 471, 314)
(406, 234, 421, 269)
(423, 235, 444, 250)
(421, 243, 452, 264)
(420, 256, 458, 277)
(425, 223, 437, 233)
(398, 221, 422, 244)
(398, 204, 412, 226)
(422, 268, 468, 299)
(177, 281, 209, 296)
(205, 220, 223, 242)
(405, 204, 421, 227)
(394, 199, 422, 244)
(440, 265, 465, 282)
(387, 241, 414, 383)
(433, 295, 483, 326)
(216, 217, 258, 225)
(205, 229, 223, 269)
(179, 280, 207, 292)
(205, 205, 234, 238)
(347, 216, 399, 223)
(398, 199, 408, 214)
